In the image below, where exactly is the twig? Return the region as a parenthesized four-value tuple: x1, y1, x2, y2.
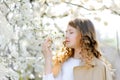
(64, 1, 96, 11)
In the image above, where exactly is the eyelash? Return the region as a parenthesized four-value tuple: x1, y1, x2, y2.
(70, 32, 73, 34)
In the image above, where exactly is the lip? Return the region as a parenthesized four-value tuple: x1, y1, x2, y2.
(65, 40, 70, 43)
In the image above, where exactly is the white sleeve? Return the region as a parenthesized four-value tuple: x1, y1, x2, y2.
(42, 73, 54, 80)
(42, 70, 62, 80)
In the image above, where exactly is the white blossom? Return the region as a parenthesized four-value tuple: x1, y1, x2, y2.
(0, 0, 120, 80)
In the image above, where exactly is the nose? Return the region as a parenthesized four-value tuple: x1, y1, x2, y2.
(65, 36, 68, 40)
(65, 35, 69, 41)
(65, 33, 68, 39)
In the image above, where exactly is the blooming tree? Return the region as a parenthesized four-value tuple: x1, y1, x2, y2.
(0, 0, 120, 80)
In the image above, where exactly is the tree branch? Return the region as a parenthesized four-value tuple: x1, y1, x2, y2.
(64, 1, 95, 11)
(64, 1, 120, 15)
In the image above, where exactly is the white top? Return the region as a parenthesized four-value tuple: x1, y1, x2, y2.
(42, 57, 81, 80)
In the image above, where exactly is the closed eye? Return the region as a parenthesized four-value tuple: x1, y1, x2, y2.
(70, 32, 74, 34)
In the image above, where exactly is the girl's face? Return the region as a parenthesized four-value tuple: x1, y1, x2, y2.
(65, 25, 81, 48)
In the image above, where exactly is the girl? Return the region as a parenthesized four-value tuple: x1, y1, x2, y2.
(42, 18, 113, 80)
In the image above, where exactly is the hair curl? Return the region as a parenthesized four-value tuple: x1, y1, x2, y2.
(52, 18, 102, 77)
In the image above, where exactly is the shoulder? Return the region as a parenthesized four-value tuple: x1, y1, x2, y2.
(74, 57, 106, 70)
(94, 57, 106, 68)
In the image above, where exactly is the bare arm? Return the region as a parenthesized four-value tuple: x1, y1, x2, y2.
(42, 37, 53, 75)
(44, 56, 52, 75)
(42, 38, 62, 80)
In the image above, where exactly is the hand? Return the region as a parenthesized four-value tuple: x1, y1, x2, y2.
(42, 37, 53, 59)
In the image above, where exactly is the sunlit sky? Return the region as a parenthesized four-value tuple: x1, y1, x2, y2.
(89, 11, 120, 39)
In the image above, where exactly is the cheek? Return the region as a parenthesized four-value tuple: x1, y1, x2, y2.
(70, 35, 78, 44)
(73, 35, 81, 45)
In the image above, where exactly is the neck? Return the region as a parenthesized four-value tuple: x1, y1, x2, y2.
(73, 47, 81, 59)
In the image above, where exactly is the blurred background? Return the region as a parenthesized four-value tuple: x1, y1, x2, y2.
(0, 0, 120, 80)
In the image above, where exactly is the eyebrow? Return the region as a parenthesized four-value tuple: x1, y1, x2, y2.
(66, 29, 73, 32)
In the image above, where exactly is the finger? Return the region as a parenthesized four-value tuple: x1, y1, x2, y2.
(46, 37, 52, 42)
(45, 38, 52, 46)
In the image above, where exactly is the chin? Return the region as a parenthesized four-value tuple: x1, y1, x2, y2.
(66, 44, 73, 48)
